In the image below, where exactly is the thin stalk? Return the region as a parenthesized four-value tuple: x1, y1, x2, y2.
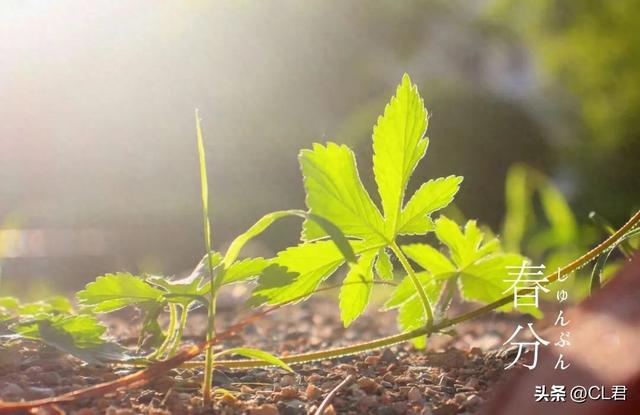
(389, 241, 434, 327)
(188, 210, 640, 369)
(195, 110, 217, 405)
(148, 303, 177, 360)
(168, 305, 189, 357)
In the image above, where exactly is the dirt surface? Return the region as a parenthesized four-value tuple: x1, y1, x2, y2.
(0, 295, 526, 414)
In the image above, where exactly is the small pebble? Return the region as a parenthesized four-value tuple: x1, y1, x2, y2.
(381, 349, 397, 362)
(407, 386, 422, 402)
(438, 375, 455, 388)
(305, 383, 323, 400)
(433, 404, 459, 415)
(454, 393, 467, 404)
(364, 355, 381, 366)
(280, 386, 298, 399)
(283, 399, 305, 415)
(357, 377, 378, 394)
(307, 374, 323, 384)
(395, 376, 413, 385)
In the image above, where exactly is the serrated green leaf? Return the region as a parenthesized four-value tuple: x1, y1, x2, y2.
(459, 253, 542, 318)
(17, 302, 52, 316)
(399, 176, 463, 235)
(224, 210, 357, 268)
(14, 316, 132, 364)
(76, 273, 164, 312)
(256, 240, 382, 305)
(383, 272, 440, 310)
(53, 314, 106, 346)
(339, 251, 376, 327)
(375, 248, 394, 280)
(222, 258, 270, 284)
(401, 244, 455, 275)
(300, 143, 385, 243)
(255, 241, 346, 304)
(246, 264, 298, 308)
(45, 296, 74, 313)
(14, 314, 106, 346)
(15, 297, 73, 316)
(434, 217, 499, 269)
(459, 253, 523, 305)
(397, 296, 427, 349)
(147, 274, 207, 308)
(406, 217, 539, 317)
(434, 216, 468, 267)
(372, 74, 429, 237)
(214, 347, 293, 372)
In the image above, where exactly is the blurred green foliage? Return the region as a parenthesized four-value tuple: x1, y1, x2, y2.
(502, 164, 596, 269)
(491, 0, 640, 221)
(2, 1, 638, 293)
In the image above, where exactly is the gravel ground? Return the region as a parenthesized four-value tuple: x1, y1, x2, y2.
(0, 295, 528, 415)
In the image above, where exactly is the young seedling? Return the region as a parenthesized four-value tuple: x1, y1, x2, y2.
(0, 295, 131, 364)
(252, 75, 464, 331)
(71, 113, 355, 403)
(245, 74, 534, 346)
(1, 74, 639, 414)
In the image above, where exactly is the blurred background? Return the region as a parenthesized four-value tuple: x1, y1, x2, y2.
(1, 0, 638, 297)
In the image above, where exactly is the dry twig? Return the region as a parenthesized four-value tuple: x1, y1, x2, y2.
(315, 374, 355, 415)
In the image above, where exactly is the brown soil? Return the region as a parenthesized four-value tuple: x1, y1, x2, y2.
(0, 296, 526, 415)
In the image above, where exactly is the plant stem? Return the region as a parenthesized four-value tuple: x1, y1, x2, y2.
(149, 303, 177, 360)
(389, 241, 434, 327)
(195, 110, 217, 405)
(168, 305, 189, 357)
(202, 289, 219, 402)
(188, 209, 640, 369)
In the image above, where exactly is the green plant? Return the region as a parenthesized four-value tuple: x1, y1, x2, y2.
(1, 74, 639, 413)
(502, 164, 597, 267)
(246, 75, 534, 342)
(502, 164, 640, 298)
(0, 295, 131, 364)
